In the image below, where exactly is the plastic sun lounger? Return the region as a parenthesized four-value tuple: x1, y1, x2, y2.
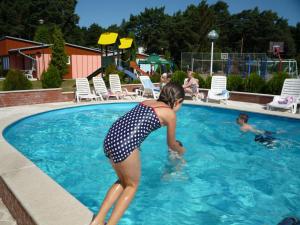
(267, 78, 300, 114)
(139, 76, 160, 99)
(75, 78, 99, 102)
(109, 74, 138, 99)
(92, 76, 119, 100)
(206, 75, 230, 104)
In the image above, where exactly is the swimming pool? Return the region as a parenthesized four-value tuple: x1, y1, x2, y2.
(3, 103, 300, 225)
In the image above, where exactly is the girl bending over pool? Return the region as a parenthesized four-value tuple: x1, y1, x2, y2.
(90, 82, 186, 225)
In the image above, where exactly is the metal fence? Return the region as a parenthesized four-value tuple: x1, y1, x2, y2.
(181, 52, 299, 79)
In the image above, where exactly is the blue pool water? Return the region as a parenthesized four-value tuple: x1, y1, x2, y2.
(3, 103, 300, 225)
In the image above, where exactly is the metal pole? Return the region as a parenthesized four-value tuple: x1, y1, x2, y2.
(191, 58, 194, 72)
(210, 41, 214, 76)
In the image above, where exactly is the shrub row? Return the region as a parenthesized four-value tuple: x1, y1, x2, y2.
(2, 66, 290, 96)
(170, 71, 289, 95)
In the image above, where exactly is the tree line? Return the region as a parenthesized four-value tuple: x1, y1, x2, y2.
(0, 0, 299, 66)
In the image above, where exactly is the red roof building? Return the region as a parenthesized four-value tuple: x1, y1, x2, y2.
(0, 36, 102, 79)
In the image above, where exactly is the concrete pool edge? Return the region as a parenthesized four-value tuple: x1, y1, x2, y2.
(0, 99, 300, 225)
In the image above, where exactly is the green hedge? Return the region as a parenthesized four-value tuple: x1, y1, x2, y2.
(3, 69, 32, 91)
(204, 76, 212, 89)
(266, 72, 289, 95)
(41, 65, 62, 88)
(227, 74, 244, 91)
(171, 70, 186, 85)
(244, 73, 265, 93)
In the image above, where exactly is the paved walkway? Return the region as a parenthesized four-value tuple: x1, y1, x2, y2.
(0, 199, 16, 225)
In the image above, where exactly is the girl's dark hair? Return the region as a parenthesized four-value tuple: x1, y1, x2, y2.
(157, 82, 185, 108)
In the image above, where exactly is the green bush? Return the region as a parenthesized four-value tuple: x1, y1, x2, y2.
(105, 64, 117, 76)
(244, 73, 265, 93)
(41, 65, 62, 88)
(227, 74, 244, 91)
(266, 72, 289, 95)
(131, 79, 141, 84)
(150, 73, 161, 83)
(171, 70, 186, 85)
(204, 76, 212, 88)
(3, 69, 32, 91)
(193, 73, 205, 88)
(0, 65, 8, 77)
(117, 71, 126, 84)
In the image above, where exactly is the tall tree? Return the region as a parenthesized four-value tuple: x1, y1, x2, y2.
(124, 7, 169, 54)
(84, 23, 104, 47)
(50, 26, 68, 78)
(34, 25, 52, 43)
(0, 0, 79, 43)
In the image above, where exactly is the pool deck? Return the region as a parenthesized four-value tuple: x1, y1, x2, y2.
(0, 98, 299, 225)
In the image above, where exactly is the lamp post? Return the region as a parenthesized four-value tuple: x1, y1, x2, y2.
(208, 30, 219, 76)
(38, 19, 44, 25)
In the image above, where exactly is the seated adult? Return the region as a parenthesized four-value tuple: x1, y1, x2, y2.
(183, 70, 198, 94)
(183, 70, 204, 99)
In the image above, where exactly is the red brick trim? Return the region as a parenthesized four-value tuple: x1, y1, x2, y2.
(0, 177, 36, 225)
(0, 89, 74, 107)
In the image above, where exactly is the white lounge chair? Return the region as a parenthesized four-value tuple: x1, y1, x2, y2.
(139, 76, 160, 99)
(109, 74, 137, 99)
(23, 69, 35, 80)
(206, 75, 230, 104)
(92, 76, 119, 100)
(75, 78, 99, 102)
(267, 79, 300, 114)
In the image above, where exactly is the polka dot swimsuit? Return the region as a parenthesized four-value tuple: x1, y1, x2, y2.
(104, 103, 163, 163)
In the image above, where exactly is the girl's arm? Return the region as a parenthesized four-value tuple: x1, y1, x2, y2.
(165, 112, 186, 155)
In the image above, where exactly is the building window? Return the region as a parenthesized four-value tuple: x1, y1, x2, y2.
(2, 57, 10, 70)
(67, 56, 71, 65)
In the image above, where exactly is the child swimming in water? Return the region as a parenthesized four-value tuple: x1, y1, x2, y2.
(90, 82, 186, 225)
(236, 113, 275, 146)
(236, 113, 264, 134)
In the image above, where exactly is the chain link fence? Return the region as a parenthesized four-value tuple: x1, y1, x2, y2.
(181, 52, 299, 79)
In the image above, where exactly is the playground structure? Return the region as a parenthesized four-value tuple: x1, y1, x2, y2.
(87, 32, 152, 80)
(181, 52, 299, 79)
(87, 32, 173, 80)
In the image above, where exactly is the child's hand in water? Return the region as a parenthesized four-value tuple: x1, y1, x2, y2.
(168, 149, 186, 164)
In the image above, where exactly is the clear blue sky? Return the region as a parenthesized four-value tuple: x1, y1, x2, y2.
(76, 0, 300, 28)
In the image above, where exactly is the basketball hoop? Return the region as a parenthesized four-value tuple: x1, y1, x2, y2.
(273, 45, 281, 56)
(221, 53, 228, 60)
(270, 42, 283, 73)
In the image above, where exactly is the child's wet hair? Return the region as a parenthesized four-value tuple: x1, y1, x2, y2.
(157, 82, 185, 108)
(238, 113, 249, 123)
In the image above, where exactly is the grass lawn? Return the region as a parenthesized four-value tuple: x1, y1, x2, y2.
(0, 79, 76, 92)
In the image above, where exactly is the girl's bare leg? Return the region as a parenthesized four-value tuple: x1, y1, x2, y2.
(91, 149, 141, 225)
(90, 181, 124, 225)
(107, 149, 141, 225)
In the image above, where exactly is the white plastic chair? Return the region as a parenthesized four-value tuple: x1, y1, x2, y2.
(139, 76, 160, 99)
(109, 74, 137, 99)
(206, 75, 229, 104)
(267, 79, 300, 114)
(92, 76, 118, 100)
(24, 69, 34, 79)
(75, 78, 99, 102)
